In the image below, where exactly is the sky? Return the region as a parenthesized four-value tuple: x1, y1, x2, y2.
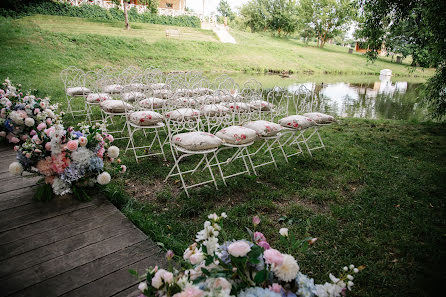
(185, 0, 250, 15)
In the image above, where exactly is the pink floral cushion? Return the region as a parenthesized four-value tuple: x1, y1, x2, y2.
(148, 83, 168, 90)
(249, 100, 275, 111)
(196, 95, 219, 104)
(172, 97, 197, 107)
(139, 97, 166, 109)
(100, 100, 133, 113)
(103, 84, 123, 94)
(243, 120, 283, 137)
(153, 89, 173, 99)
(172, 131, 222, 151)
(86, 93, 112, 103)
(200, 104, 230, 116)
(122, 91, 146, 102)
(66, 87, 90, 96)
(216, 126, 257, 145)
(278, 115, 316, 130)
(165, 108, 200, 121)
(220, 102, 253, 113)
(129, 111, 164, 126)
(302, 112, 335, 124)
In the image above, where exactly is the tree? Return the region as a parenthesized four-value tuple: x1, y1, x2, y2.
(298, 0, 356, 48)
(240, 0, 298, 36)
(217, 0, 234, 19)
(356, 0, 446, 119)
(112, 0, 158, 30)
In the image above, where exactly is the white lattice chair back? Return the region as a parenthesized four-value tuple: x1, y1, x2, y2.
(60, 66, 85, 94)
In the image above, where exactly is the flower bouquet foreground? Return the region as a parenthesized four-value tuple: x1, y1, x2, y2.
(8, 121, 125, 201)
(0, 78, 61, 144)
(133, 214, 364, 297)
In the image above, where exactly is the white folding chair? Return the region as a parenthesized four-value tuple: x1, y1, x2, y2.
(60, 66, 89, 119)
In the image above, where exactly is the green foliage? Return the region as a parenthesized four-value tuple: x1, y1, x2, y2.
(33, 182, 54, 202)
(298, 0, 356, 48)
(356, 0, 446, 118)
(0, 1, 200, 28)
(217, 0, 234, 19)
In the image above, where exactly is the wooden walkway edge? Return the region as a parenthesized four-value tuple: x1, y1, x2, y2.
(0, 144, 166, 297)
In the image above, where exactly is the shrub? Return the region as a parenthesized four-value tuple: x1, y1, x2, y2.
(0, 1, 201, 28)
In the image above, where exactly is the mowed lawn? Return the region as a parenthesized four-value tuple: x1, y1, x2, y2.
(0, 14, 445, 297)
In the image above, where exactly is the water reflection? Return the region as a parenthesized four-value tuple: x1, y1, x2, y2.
(287, 76, 425, 121)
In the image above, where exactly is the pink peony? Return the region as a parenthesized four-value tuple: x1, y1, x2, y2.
(254, 232, 266, 243)
(66, 140, 79, 151)
(105, 134, 114, 142)
(46, 118, 52, 125)
(32, 134, 42, 144)
(264, 249, 284, 266)
(37, 123, 46, 131)
(10, 137, 20, 144)
(269, 283, 283, 293)
(228, 241, 251, 257)
(97, 147, 105, 158)
(36, 157, 54, 176)
(258, 241, 271, 250)
(45, 142, 52, 151)
(45, 127, 55, 136)
(30, 129, 36, 136)
(51, 153, 70, 174)
(173, 287, 205, 297)
(34, 108, 40, 114)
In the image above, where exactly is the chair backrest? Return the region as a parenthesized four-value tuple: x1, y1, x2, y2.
(60, 66, 85, 91)
(266, 87, 291, 122)
(290, 85, 315, 114)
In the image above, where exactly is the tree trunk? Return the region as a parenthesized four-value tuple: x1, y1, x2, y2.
(124, 2, 130, 30)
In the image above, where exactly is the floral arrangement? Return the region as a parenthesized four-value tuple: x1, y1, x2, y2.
(0, 78, 62, 144)
(9, 121, 124, 201)
(133, 214, 364, 297)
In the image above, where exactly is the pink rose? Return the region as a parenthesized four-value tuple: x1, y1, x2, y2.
(97, 147, 105, 158)
(120, 165, 127, 173)
(252, 215, 261, 226)
(254, 232, 266, 243)
(106, 134, 114, 142)
(25, 153, 31, 158)
(10, 137, 20, 144)
(45, 127, 55, 136)
(46, 118, 52, 125)
(269, 283, 283, 293)
(34, 108, 40, 114)
(228, 241, 251, 257)
(258, 241, 271, 250)
(66, 140, 79, 151)
(45, 142, 52, 151)
(37, 123, 46, 131)
(263, 249, 283, 266)
(30, 129, 36, 136)
(173, 287, 205, 297)
(20, 135, 28, 141)
(32, 134, 42, 144)
(13, 145, 19, 151)
(78, 136, 88, 146)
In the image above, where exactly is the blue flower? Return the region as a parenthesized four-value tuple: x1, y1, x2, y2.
(13, 104, 25, 111)
(88, 156, 104, 173)
(4, 119, 13, 132)
(61, 162, 86, 183)
(218, 240, 235, 264)
(295, 273, 316, 297)
(239, 287, 282, 297)
(72, 131, 83, 138)
(16, 152, 33, 168)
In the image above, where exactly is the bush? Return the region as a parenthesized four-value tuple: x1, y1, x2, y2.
(0, 1, 201, 28)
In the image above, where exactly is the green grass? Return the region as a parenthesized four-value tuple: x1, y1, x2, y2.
(1, 14, 445, 297)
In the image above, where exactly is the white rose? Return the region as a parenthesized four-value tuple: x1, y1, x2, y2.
(9, 162, 23, 175)
(97, 172, 111, 185)
(138, 281, 148, 292)
(228, 241, 251, 257)
(24, 117, 35, 127)
(107, 145, 119, 158)
(151, 275, 162, 289)
(279, 227, 289, 237)
(189, 252, 205, 265)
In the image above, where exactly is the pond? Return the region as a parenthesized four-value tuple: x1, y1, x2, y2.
(207, 72, 428, 121)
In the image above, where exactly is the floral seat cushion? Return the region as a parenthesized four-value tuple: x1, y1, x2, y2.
(199, 104, 230, 116)
(172, 97, 197, 107)
(193, 88, 214, 96)
(196, 95, 219, 105)
(220, 102, 253, 113)
(249, 100, 275, 111)
(278, 115, 316, 130)
(86, 93, 112, 103)
(66, 87, 90, 96)
(302, 112, 335, 124)
(148, 83, 168, 90)
(100, 100, 133, 113)
(122, 91, 146, 102)
(153, 89, 173, 99)
(124, 83, 146, 90)
(216, 126, 258, 145)
(103, 84, 123, 94)
(172, 131, 222, 151)
(139, 97, 166, 109)
(243, 120, 283, 137)
(129, 110, 164, 126)
(165, 108, 200, 121)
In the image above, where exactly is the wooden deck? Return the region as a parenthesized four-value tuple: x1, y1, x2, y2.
(0, 145, 166, 297)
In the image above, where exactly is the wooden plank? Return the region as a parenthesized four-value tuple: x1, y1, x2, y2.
(0, 198, 95, 233)
(61, 250, 166, 297)
(0, 200, 50, 224)
(0, 214, 136, 277)
(0, 185, 38, 202)
(0, 195, 33, 212)
(0, 176, 39, 194)
(0, 199, 109, 244)
(0, 231, 147, 296)
(10, 241, 160, 297)
(111, 286, 142, 297)
(0, 206, 119, 261)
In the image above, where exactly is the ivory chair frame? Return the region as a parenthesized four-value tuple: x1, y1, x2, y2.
(60, 66, 89, 119)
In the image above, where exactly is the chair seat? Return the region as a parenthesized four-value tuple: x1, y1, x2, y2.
(220, 102, 253, 113)
(103, 84, 123, 94)
(122, 91, 146, 102)
(249, 100, 275, 111)
(153, 89, 173, 99)
(100, 100, 133, 113)
(278, 115, 316, 130)
(172, 97, 197, 107)
(243, 120, 283, 137)
(302, 112, 335, 124)
(129, 110, 164, 126)
(216, 126, 258, 145)
(165, 108, 200, 121)
(172, 131, 222, 151)
(86, 93, 112, 103)
(139, 97, 166, 109)
(200, 104, 230, 116)
(66, 87, 90, 96)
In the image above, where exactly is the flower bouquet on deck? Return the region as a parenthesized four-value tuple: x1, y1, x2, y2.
(0, 78, 62, 144)
(133, 214, 364, 297)
(9, 121, 123, 201)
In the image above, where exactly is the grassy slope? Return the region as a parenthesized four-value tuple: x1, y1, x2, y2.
(1, 14, 445, 297)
